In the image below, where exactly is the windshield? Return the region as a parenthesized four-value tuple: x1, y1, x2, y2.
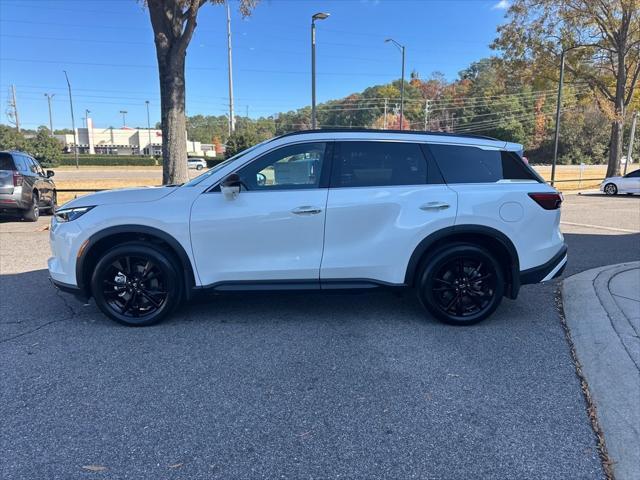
(182, 139, 272, 187)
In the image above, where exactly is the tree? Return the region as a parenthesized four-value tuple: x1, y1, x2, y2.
(145, 0, 258, 185)
(27, 127, 63, 167)
(0, 125, 26, 151)
(224, 130, 259, 158)
(494, 0, 640, 177)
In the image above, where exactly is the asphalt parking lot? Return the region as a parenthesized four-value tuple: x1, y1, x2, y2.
(1, 194, 639, 479)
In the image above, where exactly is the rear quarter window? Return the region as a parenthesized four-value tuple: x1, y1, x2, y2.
(427, 144, 540, 184)
(0, 152, 15, 170)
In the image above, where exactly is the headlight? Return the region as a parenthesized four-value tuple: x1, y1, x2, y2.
(54, 206, 95, 223)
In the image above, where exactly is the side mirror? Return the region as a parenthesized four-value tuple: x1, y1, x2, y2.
(220, 173, 241, 200)
(46, 170, 55, 178)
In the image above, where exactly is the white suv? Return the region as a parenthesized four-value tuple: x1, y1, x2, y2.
(48, 130, 567, 327)
(187, 157, 207, 170)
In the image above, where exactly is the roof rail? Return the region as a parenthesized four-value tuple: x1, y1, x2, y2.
(275, 128, 499, 142)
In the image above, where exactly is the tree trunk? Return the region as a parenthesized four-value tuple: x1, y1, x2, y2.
(606, 44, 629, 179)
(158, 55, 189, 185)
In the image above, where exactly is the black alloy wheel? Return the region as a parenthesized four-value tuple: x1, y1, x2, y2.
(418, 244, 504, 325)
(91, 243, 182, 326)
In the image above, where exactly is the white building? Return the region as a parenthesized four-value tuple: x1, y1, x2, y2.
(55, 118, 216, 157)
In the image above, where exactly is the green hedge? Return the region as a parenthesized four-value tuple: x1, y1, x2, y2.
(59, 155, 159, 166)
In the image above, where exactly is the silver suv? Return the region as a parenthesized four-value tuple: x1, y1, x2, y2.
(0, 150, 57, 221)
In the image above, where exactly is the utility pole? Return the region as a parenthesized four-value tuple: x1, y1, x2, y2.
(383, 98, 388, 129)
(63, 71, 79, 169)
(624, 111, 638, 175)
(10, 85, 20, 132)
(85, 109, 90, 127)
(119, 110, 128, 127)
(226, 1, 235, 136)
(385, 39, 405, 130)
(424, 99, 430, 131)
(44, 93, 55, 136)
(311, 12, 330, 129)
(145, 100, 152, 156)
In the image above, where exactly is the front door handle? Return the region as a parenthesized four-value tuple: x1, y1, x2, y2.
(291, 206, 322, 215)
(420, 201, 450, 211)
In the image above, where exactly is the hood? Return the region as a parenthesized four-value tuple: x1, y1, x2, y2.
(61, 186, 178, 209)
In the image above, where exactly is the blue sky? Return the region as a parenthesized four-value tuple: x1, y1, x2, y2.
(0, 0, 511, 130)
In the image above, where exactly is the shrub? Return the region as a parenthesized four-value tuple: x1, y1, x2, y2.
(59, 155, 159, 166)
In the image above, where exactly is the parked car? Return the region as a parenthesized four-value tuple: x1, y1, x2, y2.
(600, 169, 640, 195)
(188, 157, 207, 170)
(48, 129, 566, 327)
(0, 150, 57, 221)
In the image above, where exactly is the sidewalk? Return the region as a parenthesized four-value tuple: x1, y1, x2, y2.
(562, 262, 640, 480)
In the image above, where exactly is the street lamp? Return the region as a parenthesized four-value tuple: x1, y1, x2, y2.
(145, 100, 153, 156)
(84, 109, 90, 128)
(44, 93, 55, 137)
(551, 45, 587, 186)
(120, 110, 128, 127)
(63, 70, 79, 169)
(385, 38, 406, 130)
(311, 12, 329, 129)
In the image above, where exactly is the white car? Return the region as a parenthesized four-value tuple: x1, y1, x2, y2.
(600, 169, 640, 195)
(48, 129, 566, 327)
(187, 157, 207, 170)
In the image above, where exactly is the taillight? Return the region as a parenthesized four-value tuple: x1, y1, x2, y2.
(12, 171, 23, 187)
(528, 192, 563, 210)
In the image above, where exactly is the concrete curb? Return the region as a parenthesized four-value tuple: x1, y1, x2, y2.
(562, 262, 640, 480)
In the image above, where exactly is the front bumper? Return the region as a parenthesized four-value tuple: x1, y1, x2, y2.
(520, 244, 568, 285)
(49, 277, 88, 302)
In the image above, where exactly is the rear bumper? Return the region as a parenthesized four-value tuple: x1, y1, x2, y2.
(0, 189, 27, 211)
(520, 244, 568, 285)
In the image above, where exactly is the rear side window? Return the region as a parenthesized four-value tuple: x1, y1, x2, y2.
(427, 144, 539, 184)
(332, 141, 427, 188)
(0, 152, 16, 170)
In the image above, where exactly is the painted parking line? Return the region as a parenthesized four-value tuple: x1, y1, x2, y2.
(561, 221, 639, 234)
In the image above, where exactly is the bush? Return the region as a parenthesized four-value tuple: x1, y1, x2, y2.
(205, 158, 225, 168)
(59, 155, 159, 166)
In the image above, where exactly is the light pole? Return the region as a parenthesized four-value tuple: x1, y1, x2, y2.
(119, 110, 128, 127)
(84, 109, 90, 128)
(311, 12, 329, 130)
(145, 100, 153, 156)
(551, 45, 586, 186)
(44, 93, 55, 136)
(63, 70, 79, 169)
(226, 1, 235, 136)
(385, 38, 405, 130)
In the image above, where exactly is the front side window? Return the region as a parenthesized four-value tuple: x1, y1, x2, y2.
(427, 144, 539, 184)
(238, 142, 326, 190)
(624, 170, 640, 178)
(331, 141, 427, 188)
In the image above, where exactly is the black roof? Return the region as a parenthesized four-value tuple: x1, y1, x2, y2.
(276, 128, 500, 142)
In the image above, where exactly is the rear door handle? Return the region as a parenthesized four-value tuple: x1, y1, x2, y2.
(291, 206, 322, 215)
(420, 201, 450, 211)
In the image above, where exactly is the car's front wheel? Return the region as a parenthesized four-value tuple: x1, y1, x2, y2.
(91, 243, 182, 326)
(417, 243, 504, 326)
(196, 164, 204, 170)
(604, 183, 618, 195)
(22, 192, 39, 222)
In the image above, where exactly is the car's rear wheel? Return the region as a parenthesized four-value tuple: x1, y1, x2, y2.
(91, 243, 182, 326)
(196, 164, 203, 170)
(417, 243, 504, 326)
(22, 192, 39, 222)
(604, 183, 618, 195)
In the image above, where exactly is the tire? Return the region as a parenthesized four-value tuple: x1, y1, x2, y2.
(604, 183, 618, 195)
(417, 243, 505, 326)
(196, 164, 204, 170)
(43, 191, 57, 215)
(22, 192, 40, 222)
(91, 242, 183, 326)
